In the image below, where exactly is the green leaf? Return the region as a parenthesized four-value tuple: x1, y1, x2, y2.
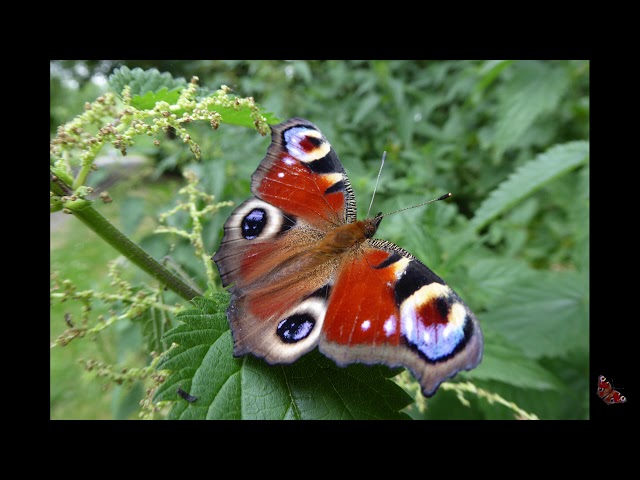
(292, 60, 312, 83)
(155, 294, 413, 419)
(466, 332, 563, 390)
(193, 86, 280, 127)
(109, 66, 278, 129)
(131, 299, 172, 353)
(352, 94, 380, 124)
(210, 105, 279, 129)
(567, 165, 589, 271)
(470, 141, 589, 231)
(108, 66, 190, 111)
(108, 66, 187, 98)
(129, 87, 184, 110)
(492, 61, 571, 157)
(466, 257, 537, 308)
(481, 271, 588, 359)
(473, 60, 514, 97)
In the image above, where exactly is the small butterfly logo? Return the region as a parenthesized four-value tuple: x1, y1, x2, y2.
(597, 375, 626, 405)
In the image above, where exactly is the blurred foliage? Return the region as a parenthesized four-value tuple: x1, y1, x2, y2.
(50, 60, 589, 419)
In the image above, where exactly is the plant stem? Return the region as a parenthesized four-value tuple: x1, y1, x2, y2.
(69, 203, 201, 302)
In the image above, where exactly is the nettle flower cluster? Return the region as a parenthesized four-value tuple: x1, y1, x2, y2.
(51, 77, 268, 209)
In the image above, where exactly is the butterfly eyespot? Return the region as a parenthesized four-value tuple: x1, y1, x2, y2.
(283, 126, 331, 164)
(620, 396, 626, 402)
(277, 314, 315, 343)
(599, 375, 606, 382)
(242, 208, 267, 240)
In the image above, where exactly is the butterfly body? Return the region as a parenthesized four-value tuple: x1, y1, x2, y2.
(597, 375, 626, 405)
(213, 118, 483, 397)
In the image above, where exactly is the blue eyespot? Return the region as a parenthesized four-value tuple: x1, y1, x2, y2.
(242, 208, 267, 240)
(277, 314, 315, 343)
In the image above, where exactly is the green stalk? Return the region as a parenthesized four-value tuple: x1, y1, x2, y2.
(51, 172, 201, 302)
(72, 204, 201, 301)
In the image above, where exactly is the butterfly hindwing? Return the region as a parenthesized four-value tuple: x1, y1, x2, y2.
(319, 240, 483, 397)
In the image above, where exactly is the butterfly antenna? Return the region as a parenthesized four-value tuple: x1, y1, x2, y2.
(367, 151, 386, 218)
(611, 380, 624, 390)
(381, 193, 452, 218)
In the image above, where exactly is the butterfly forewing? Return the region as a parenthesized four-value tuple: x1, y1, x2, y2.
(251, 117, 357, 227)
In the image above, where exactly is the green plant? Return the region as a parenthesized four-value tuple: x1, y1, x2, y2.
(50, 61, 589, 419)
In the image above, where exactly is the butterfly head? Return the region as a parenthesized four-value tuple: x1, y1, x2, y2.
(364, 213, 384, 238)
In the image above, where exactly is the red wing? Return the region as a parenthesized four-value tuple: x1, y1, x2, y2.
(212, 194, 340, 365)
(606, 390, 626, 404)
(597, 376, 627, 404)
(319, 240, 483, 397)
(597, 375, 612, 399)
(251, 118, 357, 228)
(213, 118, 360, 367)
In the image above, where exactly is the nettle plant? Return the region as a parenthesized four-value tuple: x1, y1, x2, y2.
(50, 66, 587, 420)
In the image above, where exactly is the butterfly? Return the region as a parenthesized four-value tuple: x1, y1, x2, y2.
(597, 375, 626, 405)
(212, 118, 483, 397)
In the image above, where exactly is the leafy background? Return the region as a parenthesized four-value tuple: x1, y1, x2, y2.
(50, 60, 589, 419)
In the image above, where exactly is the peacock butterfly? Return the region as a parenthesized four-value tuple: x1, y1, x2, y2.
(212, 118, 483, 397)
(597, 375, 626, 405)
